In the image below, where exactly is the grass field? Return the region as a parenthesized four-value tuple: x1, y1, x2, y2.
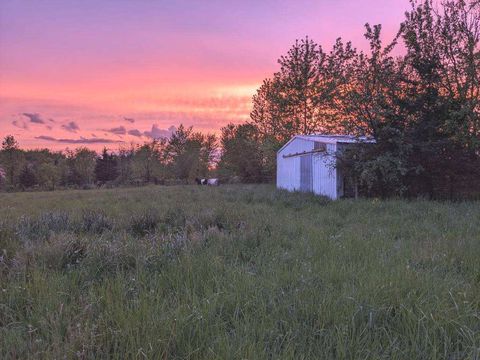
(1, 185, 480, 359)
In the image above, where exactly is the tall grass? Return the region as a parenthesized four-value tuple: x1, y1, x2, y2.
(1, 185, 480, 359)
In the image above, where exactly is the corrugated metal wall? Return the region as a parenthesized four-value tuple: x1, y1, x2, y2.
(277, 138, 314, 192)
(300, 155, 313, 192)
(312, 143, 338, 199)
(277, 139, 339, 199)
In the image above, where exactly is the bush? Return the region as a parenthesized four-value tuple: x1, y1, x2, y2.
(79, 209, 113, 234)
(15, 212, 71, 243)
(128, 208, 159, 236)
(162, 207, 186, 231)
(34, 234, 87, 270)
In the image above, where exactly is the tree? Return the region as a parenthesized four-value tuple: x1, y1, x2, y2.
(18, 164, 37, 189)
(36, 162, 61, 190)
(95, 148, 118, 184)
(250, 37, 335, 143)
(1, 135, 24, 187)
(218, 123, 274, 182)
(164, 125, 217, 181)
(132, 140, 165, 184)
(399, 0, 480, 197)
(198, 133, 218, 176)
(66, 148, 97, 186)
(117, 145, 135, 184)
(336, 0, 480, 198)
(332, 24, 412, 196)
(250, 78, 286, 140)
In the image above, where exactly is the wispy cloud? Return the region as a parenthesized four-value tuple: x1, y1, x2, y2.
(12, 120, 29, 130)
(144, 124, 176, 139)
(22, 112, 45, 124)
(102, 126, 126, 135)
(128, 129, 143, 137)
(61, 121, 80, 133)
(35, 135, 122, 144)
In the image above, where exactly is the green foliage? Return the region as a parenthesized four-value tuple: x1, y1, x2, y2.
(217, 123, 271, 182)
(80, 209, 113, 234)
(0, 135, 24, 187)
(35, 161, 61, 190)
(18, 164, 36, 189)
(249, 0, 480, 198)
(251, 37, 334, 143)
(94, 148, 118, 184)
(0, 127, 218, 191)
(164, 124, 217, 181)
(15, 212, 72, 243)
(66, 147, 97, 186)
(131, 140, 166, 184)
(1, 185, 480, 358)
(128, 208, 160, 236)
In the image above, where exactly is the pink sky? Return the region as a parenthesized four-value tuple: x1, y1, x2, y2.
(0, 0, 411, 151)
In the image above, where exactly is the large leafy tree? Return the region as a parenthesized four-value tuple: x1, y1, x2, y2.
(250, 78, 285, 140)
(247, 0, 480, 198)
(117, 146, 135, 184)
(132, 140, 166, 184)
(36, 162, 61, 190)
(250, 37, 335, 143)
(66, 148, 97, 186)
(217, 123, 276, 182)
(399, 0, 480, 197)
(431, 0, 480, 149)
(164, 125, 217, 181)
(334, 25, 413, 196)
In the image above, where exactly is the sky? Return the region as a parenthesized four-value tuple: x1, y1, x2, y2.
(0, 0, 411, 151)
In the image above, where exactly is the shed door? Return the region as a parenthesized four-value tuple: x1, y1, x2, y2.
(300, 155, 313, 192)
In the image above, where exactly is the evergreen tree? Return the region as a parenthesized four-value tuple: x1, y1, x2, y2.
(1, 135, 24, 187)
(19, 164, 37, 189)
(95, 148, 118, 184)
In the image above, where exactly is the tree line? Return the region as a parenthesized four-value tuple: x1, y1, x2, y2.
(0, 125, 217, 190)
(1, 0, 479, 198)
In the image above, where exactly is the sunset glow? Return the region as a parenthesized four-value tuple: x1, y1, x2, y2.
(0, 0, 410, 150)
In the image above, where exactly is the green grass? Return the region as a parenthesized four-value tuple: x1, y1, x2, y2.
(1, 185, 480, 359)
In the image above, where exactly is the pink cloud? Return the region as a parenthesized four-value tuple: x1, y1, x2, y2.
(143, 125, 176, 139)
(61, 121, 80, 133)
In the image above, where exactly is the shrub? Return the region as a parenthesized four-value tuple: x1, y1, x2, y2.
(15, 212, 71, 243)
(35, 234, 87, 270)
(79, 209, 113, 234)
(128, 208, 159, 236)
(162, 207, 186, 231)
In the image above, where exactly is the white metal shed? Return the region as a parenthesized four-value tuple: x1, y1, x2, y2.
(276, 135, 374, 199)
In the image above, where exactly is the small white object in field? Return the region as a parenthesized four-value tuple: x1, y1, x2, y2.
(207, 178, 219, 186)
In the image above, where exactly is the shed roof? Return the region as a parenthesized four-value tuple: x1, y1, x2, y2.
(278, 134, 375, 154)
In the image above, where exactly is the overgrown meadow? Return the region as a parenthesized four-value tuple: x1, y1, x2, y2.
(1, 185, 480, 359)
